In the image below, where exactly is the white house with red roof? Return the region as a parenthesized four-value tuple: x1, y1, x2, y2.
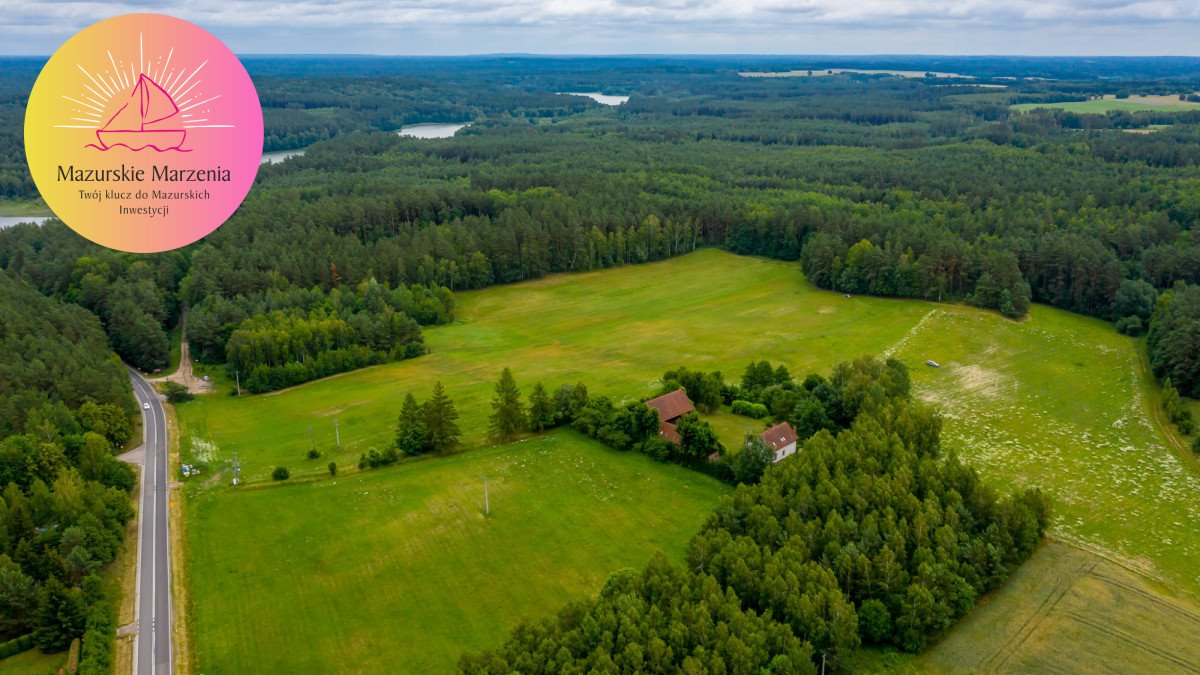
(761, 421, 799, 463)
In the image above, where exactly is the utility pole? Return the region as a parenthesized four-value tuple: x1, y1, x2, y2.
(484, 475, 490, 515)
(232, 452, 240, 486)
(334, 417, 340, 447)
(307, 425, 314, 452)
(820, 653, 825, 675)
(235, 370, 241, 396)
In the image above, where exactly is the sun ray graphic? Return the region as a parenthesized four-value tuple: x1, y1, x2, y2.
(56, 33, 234, 150)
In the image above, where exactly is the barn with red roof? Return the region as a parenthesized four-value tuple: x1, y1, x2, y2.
(645, 388, 694, 445)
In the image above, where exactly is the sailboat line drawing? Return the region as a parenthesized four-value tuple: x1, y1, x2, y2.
(86, 73, 190, 152)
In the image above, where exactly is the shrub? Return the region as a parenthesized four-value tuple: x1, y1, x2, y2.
(640, 437, 674, 462)
(272, 466, 290, 481)
(161, 381, 194, 403)
(359, 447, 398, 469)
(858, 599, 892, 644)
(1114, 315, 1144, 336)
(78, 600, 115, 675)
(328, 462, 337, 476)
(1193, 436, 1200, 453)
(0, 634, 34, 659)
(306, 448, 321, 460)
(731, 400, 769, 419)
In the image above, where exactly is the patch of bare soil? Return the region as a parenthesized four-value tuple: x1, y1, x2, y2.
(151, 335, 212, 394)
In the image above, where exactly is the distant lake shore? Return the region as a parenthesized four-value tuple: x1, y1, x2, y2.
(262, 122, 471, 164)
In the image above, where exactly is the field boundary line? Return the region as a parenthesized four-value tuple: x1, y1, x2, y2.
(983, 557, 1094, 673)
(1053, 535, 1171, 589)
(1062, 610, 1200, 673)
(1084, 570, 1200, 624)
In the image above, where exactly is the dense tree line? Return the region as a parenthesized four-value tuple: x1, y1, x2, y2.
(460, 553, 817, 674)
(462, 357, 1051, 670)
(0, 258, 135, 667)
(0, 399, 135, 665)
(691, 401, 1050, 655)
(1147, 282, 1200, 398)
(188, 278, 451, 393)
(0, 271, 133, 437)
(0, 227, 184, 372)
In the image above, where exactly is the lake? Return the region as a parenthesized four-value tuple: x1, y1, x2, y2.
(262, 123, 469, 163)
(261, 148, 306, 164)
(0, 216, 50, 229)
(397, 123, 468, 139)
(559, 92, 630, 105)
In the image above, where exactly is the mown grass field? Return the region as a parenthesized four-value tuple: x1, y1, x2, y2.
(178, 249, 1200, 672)
(1012, 96, 1200, 114)
(186, 430, 728, 673)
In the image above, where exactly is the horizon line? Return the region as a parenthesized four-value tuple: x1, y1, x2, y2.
(4, 52, 1200, 59)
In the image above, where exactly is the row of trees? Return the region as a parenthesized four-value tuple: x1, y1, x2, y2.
(463, 357, 1052, 670)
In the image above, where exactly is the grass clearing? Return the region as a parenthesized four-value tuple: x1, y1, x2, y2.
(706, 406, 764, 451)
(186, 430, 728, 673)
(1013, 96, 1200, 114)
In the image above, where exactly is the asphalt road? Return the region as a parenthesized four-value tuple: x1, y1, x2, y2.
(129, 369, 172, 675)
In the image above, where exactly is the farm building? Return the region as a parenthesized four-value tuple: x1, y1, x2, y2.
(646, 388, 695, 445)
(762, 421, 799, 462)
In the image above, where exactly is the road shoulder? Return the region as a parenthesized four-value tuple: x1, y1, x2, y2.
(162, 398, 196, 675)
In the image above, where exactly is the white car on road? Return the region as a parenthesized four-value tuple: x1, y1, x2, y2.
(143, 402, 151, 410)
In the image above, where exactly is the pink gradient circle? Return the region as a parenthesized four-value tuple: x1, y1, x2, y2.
(25, 14, 262, 253)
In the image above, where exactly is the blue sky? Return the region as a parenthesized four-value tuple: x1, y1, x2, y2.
(4, 1, 1199, 56)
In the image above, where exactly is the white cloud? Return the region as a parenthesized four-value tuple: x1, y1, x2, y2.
(1, 0, 1198, 54)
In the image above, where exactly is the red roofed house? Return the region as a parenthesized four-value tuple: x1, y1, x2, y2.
(645, 388, 694, 445)
(762, 421, 799, 463)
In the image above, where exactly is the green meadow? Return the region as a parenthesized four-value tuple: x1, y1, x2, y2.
(178, 250, 929, 481)
(1011, 97, 1200, 114)
(178, 249, 1200, 672)
(186, 431, 728, 673)
(888, 305, 1200, 598)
